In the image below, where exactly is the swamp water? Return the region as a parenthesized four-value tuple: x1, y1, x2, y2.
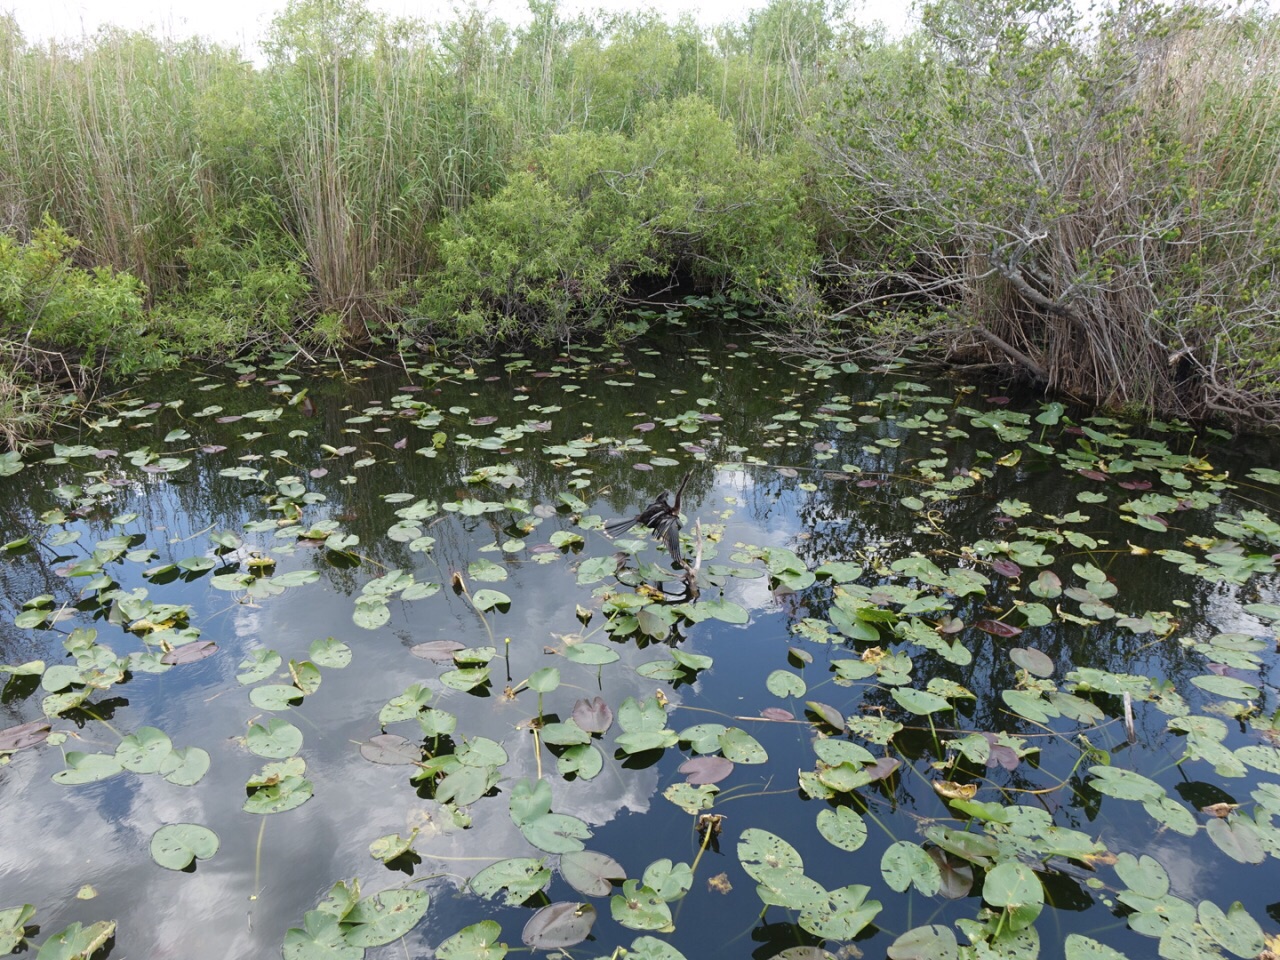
(1, 326, 1280, 960)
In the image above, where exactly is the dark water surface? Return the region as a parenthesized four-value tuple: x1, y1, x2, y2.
(2, 326, 1279, 960)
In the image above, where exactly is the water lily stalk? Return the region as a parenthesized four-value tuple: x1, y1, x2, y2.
(455, 572, 497, 649)
(251, 818, 266, 902)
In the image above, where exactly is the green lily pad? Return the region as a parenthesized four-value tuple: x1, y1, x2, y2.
(888, 924, 958, 960)
(160, 746, 211, 786)
(738, 828, 804, 883)
(881, 840, 941, 895)
(282, 911, 363, 960)
(472, 858, 552, 905)
(816, 806, 867, 851)
(766, 670, 806, 698)
(52, 752, 124, 785)
(521, 813, 591, 854)
(437, 919, 507, 960)
(798, 883, 882, 940)
(0, 904, 35, 953)
(150, 823, 219, 870)
(237, 649, 282, 684)
(611, 880, 673, 932)
(344, 889, 430, 947)
(243, 774, 313, 815)
(308, 637, 352, 668)
(247, 719, 303, 759)
(115, 726, 174, 773)
(641, 859, 693, 903)
(718, 727, 767, 764)
(663, 782, 718, 814)
(31, 920, 117, 960)
(1063, 934, 1131, 959)
(471, 589, 511, 611)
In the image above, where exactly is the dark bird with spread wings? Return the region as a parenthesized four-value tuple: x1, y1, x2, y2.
(605, 472, 691, 565)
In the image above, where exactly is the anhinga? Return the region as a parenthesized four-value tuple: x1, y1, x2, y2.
(605, 472, 691, 565)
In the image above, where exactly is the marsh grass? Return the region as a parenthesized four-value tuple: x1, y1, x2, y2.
(4, 0, 1280, 440)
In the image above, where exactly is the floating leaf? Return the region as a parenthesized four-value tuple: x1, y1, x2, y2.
(150, 823, 219, 870)
(881, 840, 942, 895)
(1197, 900, 1264, 958)
(0, 721, 51, 751)
(718, 728, 767, 764)
(1205, 818, 1265, 864)
(471, 589, 512, 611)
(611, 880, 672, 932)
(237, 649, 282, 684)
(161, 747, 211, 786)
(247, 719, 303, 759)
(471, 860, 550, 906)
(361, 734, 421, 765)
(521, 902, 596, 949)
(437, 920, 507, 960)
(888, 925, 959, 960)
(344, 889, 430, 947)
(250, 684, 304, 710)
(804, 701, 845, 732)
(369, 833, 417, 863)
(891, 687, 951, 716)
(560, 850, 626, 898)
(766, 670, 806, 698)
(975, 619, 1022, 638)
(572, 696, 614, 733)
(52, 752, 124, 785)
(679, 756, 734, 784)
(663, 782, 718, 814)
(308, 637, 351, 669)
(160, 641, 218, 665)
(116, 726, 174, 773)
(31, 920, 117, 960)
(1010, 647, 1054, 676)
(411, 640, 465, 661)
(816, 806, 867, 852)
(799, 884, 882, 940)
(521, 813, 591, 854)
(527, 666, 560, 693)
(1063, 935, 1130, 960)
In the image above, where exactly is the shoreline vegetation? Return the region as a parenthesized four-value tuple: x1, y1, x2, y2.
(2, 0, 1279, 446)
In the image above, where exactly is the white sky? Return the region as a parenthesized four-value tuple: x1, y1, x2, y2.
(2, 0, 917, 53)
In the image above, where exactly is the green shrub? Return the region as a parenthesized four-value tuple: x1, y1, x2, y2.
(155, 201, 314, 356)
(417, 95, 817, 342)
(0, 219, 155, 378)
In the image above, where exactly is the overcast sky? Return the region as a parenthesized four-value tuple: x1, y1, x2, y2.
(3, 0, 916, 52)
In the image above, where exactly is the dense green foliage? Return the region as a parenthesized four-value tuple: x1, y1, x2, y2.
(2, 0, 1280, 441)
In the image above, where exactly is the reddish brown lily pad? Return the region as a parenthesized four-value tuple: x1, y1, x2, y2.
(161, 641, 218, 665)
(679, 756, 734, 785)
(0, 720, 52, 751)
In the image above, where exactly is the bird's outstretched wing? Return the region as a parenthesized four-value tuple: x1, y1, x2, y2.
(654, 514, 683, 564)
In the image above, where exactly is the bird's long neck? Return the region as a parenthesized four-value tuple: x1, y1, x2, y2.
(671, 472, 691, 511)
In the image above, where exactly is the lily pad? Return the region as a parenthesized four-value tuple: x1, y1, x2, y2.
(344, 889, 430, 947)
(560, 850, 626, 898)
(521, 902, 596, 949)
(247, 719, 304, 759)
(150, 823, 219, 870)
(437, 920, 507, 960)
